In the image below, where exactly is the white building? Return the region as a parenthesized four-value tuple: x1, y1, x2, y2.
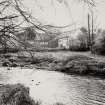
(58, 37, 69, 49)
(57, 29, 81, 49)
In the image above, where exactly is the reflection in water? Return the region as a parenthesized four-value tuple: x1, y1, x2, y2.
(0, 68, 105, 105)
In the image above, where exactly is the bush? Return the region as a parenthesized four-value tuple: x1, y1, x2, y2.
(72, 27, 89, 51)
(93, 30, 105, 55)
(69, 45, 88, 51)
(0, 84, 40, 105)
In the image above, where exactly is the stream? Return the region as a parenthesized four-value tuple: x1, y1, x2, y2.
(0, 67, 105, 105)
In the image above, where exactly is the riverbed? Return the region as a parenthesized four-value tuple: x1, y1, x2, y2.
(0, 67, 105, 105)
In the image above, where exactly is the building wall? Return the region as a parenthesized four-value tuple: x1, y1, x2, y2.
(48, 39, 58, 48)
(58, 38, 69, 49)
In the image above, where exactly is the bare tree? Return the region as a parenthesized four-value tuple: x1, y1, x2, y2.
(0, 0, 45, 57)
(0, 0, 96, 53)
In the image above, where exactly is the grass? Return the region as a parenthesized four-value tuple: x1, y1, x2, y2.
(1, 51, 105, 77)
(0, 84, 41, 105)
(50, 55, 105, 76)
(30, 55, 56, 64)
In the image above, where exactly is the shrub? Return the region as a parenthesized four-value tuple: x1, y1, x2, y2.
(71, 27, 89, 51)
(69, 45, 88, 51)
(0, 84, 40, 105)
(93, 30, 105, 55)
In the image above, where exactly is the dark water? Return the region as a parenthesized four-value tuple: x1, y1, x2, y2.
(0, 68, 105, 105)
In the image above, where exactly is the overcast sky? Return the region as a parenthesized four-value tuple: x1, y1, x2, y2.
(20, 0, 105, 29)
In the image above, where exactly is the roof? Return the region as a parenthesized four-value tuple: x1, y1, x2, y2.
(55, 28, 81, 40)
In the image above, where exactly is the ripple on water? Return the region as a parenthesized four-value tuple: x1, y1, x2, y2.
(0, 68, 105, 105)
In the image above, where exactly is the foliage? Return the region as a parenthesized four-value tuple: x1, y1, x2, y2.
(0, 0, 45, 54)
(0, 83, 41, 105)
(78, 27, 89, 48)
(93, 30, 105, 55)
(24, 27, 36, 40)
(69, 27, 89, 51)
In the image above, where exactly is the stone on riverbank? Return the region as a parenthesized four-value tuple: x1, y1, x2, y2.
(50, 55, 105, 76)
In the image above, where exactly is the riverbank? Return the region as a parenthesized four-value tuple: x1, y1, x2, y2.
(50, 55, 105, 77)
(0, 51, 105, 77)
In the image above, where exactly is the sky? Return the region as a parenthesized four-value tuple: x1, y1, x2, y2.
(22, 0, 85, 28)
(20, 0, 105, 30)
(2, 0, 105, 30)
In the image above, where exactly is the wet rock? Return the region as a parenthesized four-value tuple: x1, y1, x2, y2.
(11, 63, 18, 67)
(3, 54, 11, 58)
(9, 57, 17, 63)
(19, 64, 25, 68)
(36, 83, 40, 85)
(2, 61, 11, 67)
(7, 67, 11, 70)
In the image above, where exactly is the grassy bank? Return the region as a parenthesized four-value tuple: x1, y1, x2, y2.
(1, 51, 105, 77)
(49, 55, 105, 77)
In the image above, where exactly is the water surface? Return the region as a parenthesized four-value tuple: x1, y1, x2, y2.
(0, 67, 105, 105)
